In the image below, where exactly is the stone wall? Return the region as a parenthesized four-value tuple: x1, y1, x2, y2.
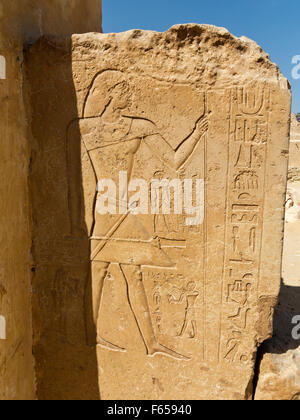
(0, 2, 296, 400)
(26, 25, 290, 400)
(0, 0, 101, 400)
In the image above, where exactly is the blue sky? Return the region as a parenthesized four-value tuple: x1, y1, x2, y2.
(103, 0, 300, 113)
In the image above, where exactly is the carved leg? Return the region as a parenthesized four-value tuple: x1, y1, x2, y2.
(180, 318, 197, 339)
(120, 264, 190, 360)
(189, 320, 197, 339)
(85, 261, 125, 352)
(178, 317, 188, 337)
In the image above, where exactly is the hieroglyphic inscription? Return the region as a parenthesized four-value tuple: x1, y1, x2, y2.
(143, 269, 203, 357)
(220, 85, 270, 363)
(68, 79, 273, 365)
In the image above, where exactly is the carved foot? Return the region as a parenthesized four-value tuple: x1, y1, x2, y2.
(97, 336, 126, 353)
(148, 343, 190, 360)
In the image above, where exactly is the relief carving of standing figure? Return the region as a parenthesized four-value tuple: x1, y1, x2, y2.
(67, 70, 208, 359)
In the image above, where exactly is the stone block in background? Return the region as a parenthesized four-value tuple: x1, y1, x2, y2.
(255, 116, 300, 400)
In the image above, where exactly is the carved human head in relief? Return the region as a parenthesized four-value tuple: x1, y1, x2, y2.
(83, 70, 132, 120)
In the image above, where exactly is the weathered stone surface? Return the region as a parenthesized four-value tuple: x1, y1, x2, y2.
(26, 25, 290, 400)
(0, 0, 102, 43)
(255, 116, 300, 400)
(285, 115, 300, 278)
(0, 0, 102, 401)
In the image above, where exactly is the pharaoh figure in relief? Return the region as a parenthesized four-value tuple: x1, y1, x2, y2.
(67, 70, 208, 360)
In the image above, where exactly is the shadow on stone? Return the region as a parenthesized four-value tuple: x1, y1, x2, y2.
(262, 280, 300, 354)
(25, 37, 100, 400)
